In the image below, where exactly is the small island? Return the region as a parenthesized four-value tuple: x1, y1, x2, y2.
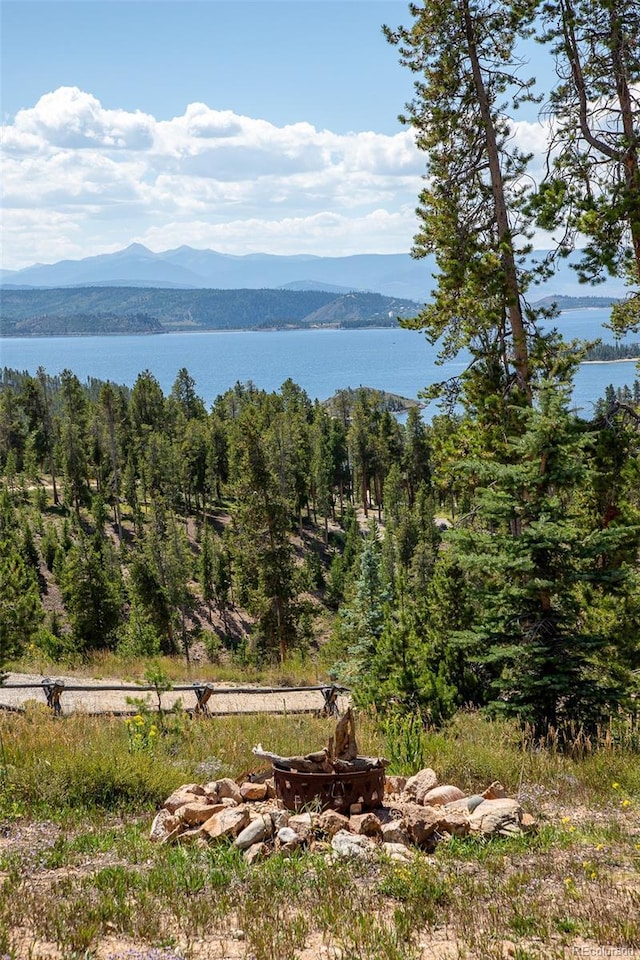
(323, 386, 422, 420)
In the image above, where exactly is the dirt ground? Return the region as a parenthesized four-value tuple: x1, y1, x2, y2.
(0, 672, 349, 717)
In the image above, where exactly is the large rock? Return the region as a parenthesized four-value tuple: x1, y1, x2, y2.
(384, 775, 407, 796)
(235, 814, 273, 850)
(177, 801, 223, 825)
(331, 830, 375, 860)
(422, 785, 465, 807)
(150, 808, 181, 843)
(468, 798, 523, 836)
(240, 781, 268, 802)
(380, 820, 411, 846)
(288, 813, 314, 842)
(436, 808, 470, 837)
(202, 805, 251, 840)
(402, 768, 438, 804)
(215, 778, 243, 804)
(400, 803, 440, 845)
(317, 809, 350, 839)
(349, 812, 382, 837)
(164, 785, 206, 814)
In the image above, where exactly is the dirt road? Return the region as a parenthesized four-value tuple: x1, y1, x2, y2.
(0, 672, 349, 717)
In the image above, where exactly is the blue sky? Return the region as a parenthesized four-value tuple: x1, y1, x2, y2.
(2, 1, 415, 134)
(1, 0, 553, 269)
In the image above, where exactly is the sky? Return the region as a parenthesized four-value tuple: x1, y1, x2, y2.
(0, 0, 555, 271)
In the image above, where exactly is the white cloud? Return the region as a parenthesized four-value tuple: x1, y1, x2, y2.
(7, 87, 155, 151)
(1, 86, 553, 269)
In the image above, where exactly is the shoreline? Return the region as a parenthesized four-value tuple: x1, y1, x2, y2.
(2, 324, 398, 339)
(581, 357, 640, 365)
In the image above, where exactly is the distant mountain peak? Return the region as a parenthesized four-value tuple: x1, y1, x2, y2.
(122, 243, 154, 255)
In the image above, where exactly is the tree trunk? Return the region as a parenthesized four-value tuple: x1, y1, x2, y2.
(559, 0, 640, 281)
(462, 0, 532, 402)
(610, 9, 640, 281)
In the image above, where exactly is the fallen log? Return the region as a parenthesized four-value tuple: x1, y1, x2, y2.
(252, 745, 332, 773)
(332, 756, 390, 773)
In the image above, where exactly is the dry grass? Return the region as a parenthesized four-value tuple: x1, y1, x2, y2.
(9, 647, 325, 688)
(0, 708, 638, 960)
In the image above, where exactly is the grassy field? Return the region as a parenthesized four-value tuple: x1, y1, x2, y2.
(0, 706, 638, 960)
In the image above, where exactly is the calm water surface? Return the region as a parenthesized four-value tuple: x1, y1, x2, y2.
(1, 308, 637, 418)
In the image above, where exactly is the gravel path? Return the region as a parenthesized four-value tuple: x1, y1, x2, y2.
(0, 672, 349, 717)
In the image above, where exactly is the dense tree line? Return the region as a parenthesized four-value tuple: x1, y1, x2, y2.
(585, 343, 640, 362)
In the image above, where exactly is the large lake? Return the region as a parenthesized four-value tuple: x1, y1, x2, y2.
(1, 308, 638, 418)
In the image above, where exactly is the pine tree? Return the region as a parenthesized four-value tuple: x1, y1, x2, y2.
(447, 385, 640, 729)
(334, 525, 391, 685)
(385, 0, 542, 409)
(59, 533, 123, 651)
(58, 370, 90, 513)
(0, 492, 43, 666)
(535, 0, 640, 328)
(230, 417, 299, 662)
(356, 608, 458, 725)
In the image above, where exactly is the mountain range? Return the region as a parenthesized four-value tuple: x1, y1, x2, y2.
(0, 243, 629, 301)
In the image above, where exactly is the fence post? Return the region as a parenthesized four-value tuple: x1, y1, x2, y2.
(42, 678, 65, 716)
(320, 685, 340, 717)
(192, 682, 215, 715)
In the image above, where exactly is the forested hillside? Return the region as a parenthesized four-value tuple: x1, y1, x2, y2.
(2, 0, 639, 740)
(1, 366, 639, 731)
(0, 287, 419, 336)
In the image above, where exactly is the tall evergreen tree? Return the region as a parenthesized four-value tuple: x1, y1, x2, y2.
(385, 0, 542, 410)
(57, 370, 90, 512)
(98, 382, 128, 539)
(334, 524, 391, 685)
(0, 492, 43, 665)
(535, 0, 640, 328)
(230, 417, 299, 662)
(59, 532, 123, 651)
(446, 386, 640, 729)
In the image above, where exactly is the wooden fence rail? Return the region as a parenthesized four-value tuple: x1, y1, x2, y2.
(0, 678, 348, 718)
